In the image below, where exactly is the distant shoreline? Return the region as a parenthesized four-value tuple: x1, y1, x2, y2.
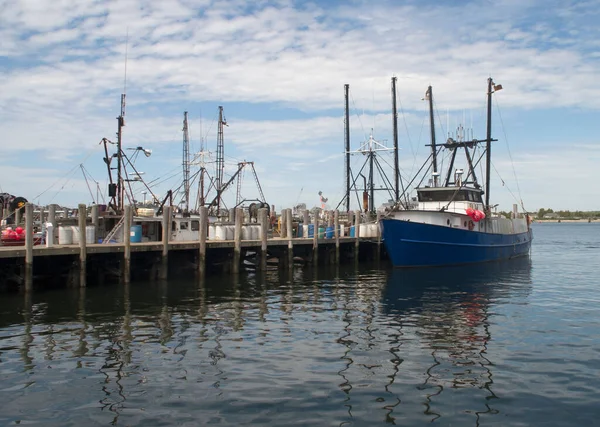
(533, 219, 599, 223)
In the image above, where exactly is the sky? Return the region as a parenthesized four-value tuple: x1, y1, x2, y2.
(1, 0, 599, 213)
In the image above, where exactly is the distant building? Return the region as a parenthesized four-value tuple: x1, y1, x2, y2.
(544, 212, 559, 219)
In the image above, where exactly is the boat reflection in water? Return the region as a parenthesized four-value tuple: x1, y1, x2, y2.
(2, 258, 533, 426)
(379, 257, 533, 423)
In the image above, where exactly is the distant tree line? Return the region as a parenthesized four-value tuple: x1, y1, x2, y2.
(534, 208, 600, 219)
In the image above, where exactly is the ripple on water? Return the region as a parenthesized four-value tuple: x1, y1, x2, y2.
(1, 227, 600, 425)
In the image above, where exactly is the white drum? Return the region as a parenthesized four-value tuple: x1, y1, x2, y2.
(58, 226, 73, 245)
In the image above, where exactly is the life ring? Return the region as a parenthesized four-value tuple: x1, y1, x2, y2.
(468, 220, 475, 231)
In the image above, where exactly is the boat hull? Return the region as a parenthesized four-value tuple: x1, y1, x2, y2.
(380, 218, 532, 267)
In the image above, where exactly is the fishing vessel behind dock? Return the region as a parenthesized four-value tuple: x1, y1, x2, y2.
(381, 78, 533, 267)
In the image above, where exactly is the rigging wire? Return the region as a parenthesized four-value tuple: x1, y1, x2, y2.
(396, 87, 416, 161)
(47, 167, 81, 204)
(494, 96, 525, 210)
(490, 161, 527, 211)
(80, 164, 98, 204)
(408, 117, 426, 179)
(350, 90, 368, 142)
(33, 144, 99, 202)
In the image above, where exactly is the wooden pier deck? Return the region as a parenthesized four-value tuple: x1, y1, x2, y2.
(0, 204, 384, 292)
(0, 236, 365, 258)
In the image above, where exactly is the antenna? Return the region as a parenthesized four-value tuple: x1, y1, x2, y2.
(123, 27, 129, 94)
(372, 80, 376, 133)
(199, 108, 204, 152)
(183, 111, 190, 212)
(216, 106, 227, 213)
(116, 28, 129, 212)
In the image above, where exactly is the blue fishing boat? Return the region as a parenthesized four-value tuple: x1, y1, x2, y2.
(381, 78, 533, 267)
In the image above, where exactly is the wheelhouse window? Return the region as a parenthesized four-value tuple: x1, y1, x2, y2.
(191, 220, 200, 231)
(418, 189, 482, 203)
(180, 221, 189, 230)
(470, 191, 483, 203)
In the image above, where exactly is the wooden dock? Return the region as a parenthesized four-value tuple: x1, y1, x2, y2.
(0, 204, 384, 292)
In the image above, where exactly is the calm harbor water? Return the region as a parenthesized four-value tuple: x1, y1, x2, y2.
(1, 223, 599, 426)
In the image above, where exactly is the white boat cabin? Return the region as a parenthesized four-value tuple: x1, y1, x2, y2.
(416, 186, 484, 214)
(390, 185, 529, 234)
(132, 215, 203, 242)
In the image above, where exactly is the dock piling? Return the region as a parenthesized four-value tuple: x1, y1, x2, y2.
(78, 204, 87, 287)
(24, 203, 34, 292)
(233, 207, 242, 274)
(286, 208, 293, 268)
(313, 212, 319, 265)
(48, 204, 56, 245)
(123, 205, 131, 283)
(91, 205, 99, 243)
(159, 206, 171, 279)
(25, 203, 33, 266)
(258, 208, 268, 271)
(198, 207, 207, 276)
(334, 210, 340, 264)
(354, 210, 360, 262)
(280, 209, 287, 239)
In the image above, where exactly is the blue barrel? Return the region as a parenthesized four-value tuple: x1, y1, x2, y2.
(325, 226, 334, 239)
(349, 225, 355, 237)
(130, 225, 142, 243)
(297, 224, 303, 238)
(308, 224, 315, 238)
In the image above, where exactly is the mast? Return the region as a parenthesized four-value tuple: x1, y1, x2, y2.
(117, 93, 126, 212)
(216, 106, 226, 213)
(182, 111, 190, 212)
(485, 78, 493, 210)
(391, 77, 400, 201)
(426, 86, 438, 187)
(199, 113, 206, 208)
(369, 137, 374, 213)
(344, 84, 351, 212)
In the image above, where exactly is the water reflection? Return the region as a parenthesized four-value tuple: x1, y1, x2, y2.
(381, 258, 532, 424)
(0, 259, 533, 426)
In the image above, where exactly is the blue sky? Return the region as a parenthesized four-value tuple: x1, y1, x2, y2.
(1, 0, 599, 212)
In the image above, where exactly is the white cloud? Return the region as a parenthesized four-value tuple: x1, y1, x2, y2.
(0, 0, 599, 210)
